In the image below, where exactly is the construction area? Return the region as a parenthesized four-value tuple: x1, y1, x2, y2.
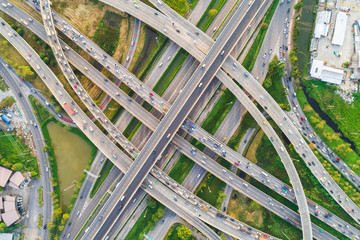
(309, 0, 360, 97)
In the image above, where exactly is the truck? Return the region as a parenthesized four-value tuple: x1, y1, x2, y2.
(202, 206, 208, 211)
(63, 102, 75, 115)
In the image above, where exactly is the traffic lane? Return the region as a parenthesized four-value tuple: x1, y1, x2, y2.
(105, 189, 146, 239)
(89, 0, 255, 235)
(0, 51, 52, 238)
(215, 67, 312, 239)
(2, 3, 348, 236)
(173, 133, 337, 239)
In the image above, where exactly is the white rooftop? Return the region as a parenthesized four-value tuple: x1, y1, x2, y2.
(332, 12, 348, 46)
(310, 59, 344, 85)
(0, 233, 14, 240)
(314, 11, 331, 38)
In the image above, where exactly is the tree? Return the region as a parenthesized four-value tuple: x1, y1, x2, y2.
(42, 144, 50, 153)
(0, 222, 6, 232)
(39, 52, 46, 59)
(54, 106, 62, 113)
(177, 225, 192, 239)
(263, 77, 272, 88)
(261, 22, 268, 30)
(294, 1, 304, 12)
(209, 9, 218, 16)
(10, 24, 17, 30)
(12, 163, 23, 171)
(50, 60, 56, 67)
(17, 65, 35, 80)
(147, 197, 157, 209)
(37, 40, 42, 45)
(43, 57, 50, 64)
(33, 36, 38, 41)
(16, 28, 24, 36)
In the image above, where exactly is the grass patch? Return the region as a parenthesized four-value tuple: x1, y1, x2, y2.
(195, 172, 226, 208)
(169, 154, 195, 184)
(228, 112, 257, 151)
(164, 0, 189, 16)
(125, 197, 166, 240)
(296, 86, 360, 177)
(201, 89, 236, 135)
(89, 160, 112, 198)
(0, 77, 8, 91)
(0, 131, 39, 178)
(196, 0, 228, 31)
(302, 80, 360, 157)
(38, 186, 43, 207)
(244, 129, 263, 164)
(37, 214, 43, 230)
(93, 11, 123, 56)
(242, 0, 280, 71)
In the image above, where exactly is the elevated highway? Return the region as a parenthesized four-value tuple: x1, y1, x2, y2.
(0, 16, 277, 240)
(101, 0, 360, 234)
(2, 3, 357, 238)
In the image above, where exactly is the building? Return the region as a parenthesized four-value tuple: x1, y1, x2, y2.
(3, 201, 15, 212)
(0, 167, 12, 188)
(1, 211, 19, 227)
(8, 172, 24, 189)
(0, 115, 10, 125)
(310, 59, 344, 85)
(314, 11, 332, 38)
(0, 233, 14, 240)
(332, 12, 348, 46)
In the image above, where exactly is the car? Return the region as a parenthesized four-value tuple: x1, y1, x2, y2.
(84, 66, 88, 71)
(21, 78, 24, 82)
(149, 92, 153, 96)
(244, 73, 249, 77)
(161, 219, 165, 224)
(43, 224, 47, 229)
(285, 33, 288, 39)
(27, 52, 31, 57)
(154, 12, 158, 15)
(263, 53, 266, 58)
(263, 121, 267, 125)
(1, 22, 4, 26)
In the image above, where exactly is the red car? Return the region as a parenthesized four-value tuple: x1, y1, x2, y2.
(336, 157, 340, 161)
(149, 92, 153, 96)
(74, 85, 77, 88)
(21, 78, 24, 82)
(234, 162, 239, 166)
(27, 52, 31, 57)
(300, 117, 304, 121)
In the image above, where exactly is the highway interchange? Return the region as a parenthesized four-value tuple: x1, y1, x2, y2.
(0, 0, 360, 239)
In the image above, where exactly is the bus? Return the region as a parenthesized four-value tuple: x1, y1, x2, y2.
(63, 102, 75, 115)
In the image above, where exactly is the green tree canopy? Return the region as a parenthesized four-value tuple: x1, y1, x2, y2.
(177, 225, 192, 239)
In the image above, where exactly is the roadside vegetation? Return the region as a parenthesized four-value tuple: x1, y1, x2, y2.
(37, 214, 43, 229)
(242, 0, 280, 71)
(164, 0, 189, 16)
(93, 11, 123, 56)
(196, 0, 228, 31)
(302, 80, 360, 154)
(29, 96, 96, 239)
(89, 160, 112, 198)
(165, 223, 195, 240)
(38, 186, 43, 207)
(125, 197, 166, 240)
(296, 88, 360, 175)
(263, 56, 289, 110)
(195, 172, 226, 209)
(0, 130, 39, 178)
(0, 96, 15, 109)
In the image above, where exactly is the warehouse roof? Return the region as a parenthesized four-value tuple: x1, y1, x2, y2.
(310, 59, 344, 85)
(314, 11, 331, 38)
(332, 12, 348, 46)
